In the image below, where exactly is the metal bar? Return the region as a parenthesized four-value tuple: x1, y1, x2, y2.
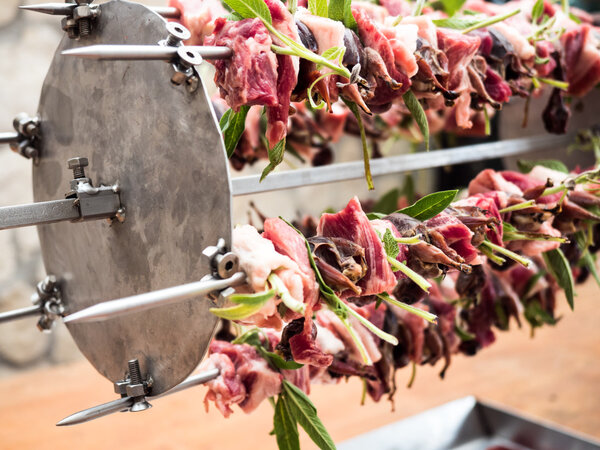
(21, 3, 181, 19)
(56, 368, 220, 426)
(150, 6, 181, 19)
(231, 134, 573, 196)
(0, 132, 19, 144)
(56, 397, 133, 426)
(62, 44, 233, 61)
(0, 305, 41, 324)
(64, 272, 246, 324)
(0, 199, 79, 231)
(150, 368, 220, 399)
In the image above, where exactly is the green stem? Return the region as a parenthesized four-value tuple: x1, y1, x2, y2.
(387, 255, 432, 292)
(483, 108, 491, 136)
(394, 235, 422, 245)
(499, 200, 535, 214)
(341, 316, 372, 365)
(344, 303, 399, 346)
(412, 0, 425, 16)
(377, 294, 438, 324)
(268, 273, 306, 314)
(480, 240, 532, 267)
(479, 243, 506, 265)
(461, 8, 521, 34)
(536, 77, 569, 90)
(407, 361, 417, 388)
(541, 184, 567, 197)
(503, 231, 567, 243)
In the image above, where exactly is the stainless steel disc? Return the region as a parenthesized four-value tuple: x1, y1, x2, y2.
(33, 0, 231, 394)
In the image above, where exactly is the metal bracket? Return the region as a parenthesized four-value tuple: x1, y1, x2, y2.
(0, 275, 63, 331)
(113, 359, 153, 412)
(0, 113, 40, 161)
(59, 1, 101, 40)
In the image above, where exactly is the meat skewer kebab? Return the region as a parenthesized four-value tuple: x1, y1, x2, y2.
(170, 0, 600, 182)
(199, 161, 600, 449)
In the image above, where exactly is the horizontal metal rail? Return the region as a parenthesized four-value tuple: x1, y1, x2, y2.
(231, 134, 573, 196)
(0, 199, 79, 231)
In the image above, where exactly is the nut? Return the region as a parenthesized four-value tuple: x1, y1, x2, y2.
(216, 252, 239, 279)
(125, 383, 146, 398)
(73, 5, 93, 21)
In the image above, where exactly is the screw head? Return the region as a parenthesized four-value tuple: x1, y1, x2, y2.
(166, 22, 191, 42)
(67, 157, 88, 169)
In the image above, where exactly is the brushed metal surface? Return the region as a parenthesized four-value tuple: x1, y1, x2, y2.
(33, 0, 231, 394)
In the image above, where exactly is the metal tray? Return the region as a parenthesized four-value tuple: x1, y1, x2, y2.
(338, 396, 600, 450)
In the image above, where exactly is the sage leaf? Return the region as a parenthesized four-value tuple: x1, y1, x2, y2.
(261, 138, 286, 181)
(517, 159, 568, 174)
(222, 0, 272, 24)
(220, 106, 251, 158)
(397, 190, 458, 220)
(432, 16, 482, 30)
(439, 0, 466, 17)
(383, 229, 400, 260)
(308, 0, 327, 18)
(531, 0, 544, 23)
(543, 248, 575, 310)
(574, 231, 600, 287)
(262, 350, 304, 370)
(402, 90, 429, 150)
(274, 395, 300, 450)
(282, 381, 336, 450)
(209, 289, 275, 321)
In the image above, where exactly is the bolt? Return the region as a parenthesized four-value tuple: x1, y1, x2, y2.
(67, 157, 88, 179)
(79, 18, 91, 37)
(164, 22, 191, 47)
(40, 275, 57, 293)
(128, 359, 143, 385)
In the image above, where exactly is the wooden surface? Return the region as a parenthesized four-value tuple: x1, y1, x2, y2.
(0, 282, 599, 449)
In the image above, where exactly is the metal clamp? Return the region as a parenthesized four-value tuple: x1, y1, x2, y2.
(202, 238, 240, 304)
(65, 157, 124, 223)
(162, 24, 203, 90)
(61, 1, 100, 39)
(113, 359, 153, 412)
(31, 275, 64, 332)
(0, 113, 40, 160)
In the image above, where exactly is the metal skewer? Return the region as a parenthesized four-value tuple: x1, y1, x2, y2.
(0, 132, 19, 144)
(20, 3, 180, 19)
(64, 272, 246, 324)
(62, 44, 233, 61)
(56, 368, 220, 426)
(0, 305, 42, 324)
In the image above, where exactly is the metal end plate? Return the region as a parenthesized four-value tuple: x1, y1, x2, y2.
(33, 0, 231, 394)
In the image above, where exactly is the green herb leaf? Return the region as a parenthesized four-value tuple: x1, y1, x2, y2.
(232, 328, 263, 346)
(543, 248, 575, 310)
(531, 0, 544, 23)
(574, 231, 600, 287)
(261, 138, 286, 181)
(282, 380, 336, 450)
(343, 0, 358, 31)
(439, 0, 467, 17)
(432, 16, 483, 30)
(219, 106, 250, 158)
(402, 90, 429, 150)
(308, 0, 328, 18)
(383, 229, 400, 260)
(460, 8, 521, 34)
(274, 395, 300, 450)
(373, 188, 400, 215)
(343, 99, 374, 190)
(402, 174, 416, 203)
(263, 350, 304, 370)
(397, 190, 458, 220)
(517, 159, 569, 174)
(454, 323, 475, 341)
(222, 0, 272, 23)
(568, 11, 581, 24)
(209, 289, 275, 320)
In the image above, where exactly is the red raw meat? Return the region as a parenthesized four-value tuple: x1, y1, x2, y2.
(169, 0, 226, 45)
(500, 171, 562, 204)
(206, 18, 278, 110)
(425, 212, 479, 264)
(263, 217, 319, 306)
(264, 0, 300, 148)
(437, 28, 480, 92)
(484, 68, 512, 103)
(202, 340, 283, 417)
(454, 194, 503, 245)
(318, 197, 397, 296)
(562, 25, 600, 97)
